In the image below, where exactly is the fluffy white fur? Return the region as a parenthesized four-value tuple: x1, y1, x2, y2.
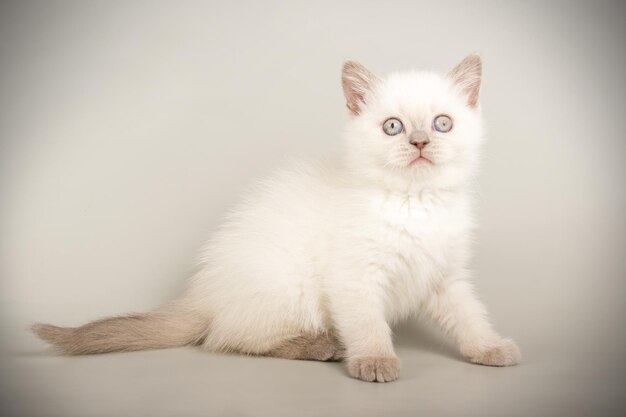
(33, 54, 520, 382)
(186, 54, 519, 366)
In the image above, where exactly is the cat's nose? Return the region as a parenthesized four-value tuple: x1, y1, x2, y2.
(409, 130, 430, 150)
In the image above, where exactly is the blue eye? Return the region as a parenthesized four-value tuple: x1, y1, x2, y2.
(433, 115, 453, 132)
(383, 118, 404, 136)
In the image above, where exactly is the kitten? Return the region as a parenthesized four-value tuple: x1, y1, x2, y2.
(32, 54, 520, 382)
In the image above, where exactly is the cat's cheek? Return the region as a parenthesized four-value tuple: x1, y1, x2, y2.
(386, 144, 418, 168)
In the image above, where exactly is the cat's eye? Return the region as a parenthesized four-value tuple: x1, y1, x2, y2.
(383, 118, 404, 136)
(433, 115, 453, 133)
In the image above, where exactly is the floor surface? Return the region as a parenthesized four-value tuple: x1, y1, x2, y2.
(2, 323, 624, 417)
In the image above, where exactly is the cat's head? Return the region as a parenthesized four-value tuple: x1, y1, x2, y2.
(341, 54, 484, 190)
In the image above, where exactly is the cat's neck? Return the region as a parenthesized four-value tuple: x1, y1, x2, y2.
(341, 162, 470, 199)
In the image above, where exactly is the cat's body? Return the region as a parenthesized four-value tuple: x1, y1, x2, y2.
(33, 55, 520, 382)
(189, 160, 470, 354)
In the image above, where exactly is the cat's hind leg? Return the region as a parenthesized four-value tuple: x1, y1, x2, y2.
(266, 331, 344, 361)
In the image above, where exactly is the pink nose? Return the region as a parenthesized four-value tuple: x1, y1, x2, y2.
(411, 140, 429, 150)
(409, 130, 430, 149)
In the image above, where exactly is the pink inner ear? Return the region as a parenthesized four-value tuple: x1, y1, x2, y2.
(342, 61, 379, 115)
(448, 55, 482, 108)
(343, 80, 364, 115)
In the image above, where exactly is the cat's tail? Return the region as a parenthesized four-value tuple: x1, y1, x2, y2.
(31, 302, 209, 355)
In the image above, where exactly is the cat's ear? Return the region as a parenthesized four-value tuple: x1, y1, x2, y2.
(342, 61, 379, 115)
(447, 54, 482, 108)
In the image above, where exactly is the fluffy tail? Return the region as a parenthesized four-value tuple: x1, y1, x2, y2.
(31, 303, 209, 355)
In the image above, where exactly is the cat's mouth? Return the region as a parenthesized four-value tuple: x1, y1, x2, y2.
(410, 155, 433, 165)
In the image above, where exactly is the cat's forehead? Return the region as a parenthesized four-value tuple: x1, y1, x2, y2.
(374, 71, 455, 115)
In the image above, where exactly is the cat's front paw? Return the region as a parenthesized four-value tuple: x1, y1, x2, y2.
(346, 356, 400, 382)
(464, 338, 521, 367)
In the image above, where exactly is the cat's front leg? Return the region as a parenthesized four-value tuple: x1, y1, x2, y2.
(329, 279, 400, 382)
(422, 276, 521, 366)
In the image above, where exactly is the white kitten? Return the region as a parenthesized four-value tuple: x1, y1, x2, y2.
(33, 54, 520, 382)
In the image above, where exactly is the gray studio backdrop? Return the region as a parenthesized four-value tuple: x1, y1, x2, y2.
(1, 1, 624, 417)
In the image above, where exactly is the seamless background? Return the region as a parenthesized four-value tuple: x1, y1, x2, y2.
(1, 1, 625, 416)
